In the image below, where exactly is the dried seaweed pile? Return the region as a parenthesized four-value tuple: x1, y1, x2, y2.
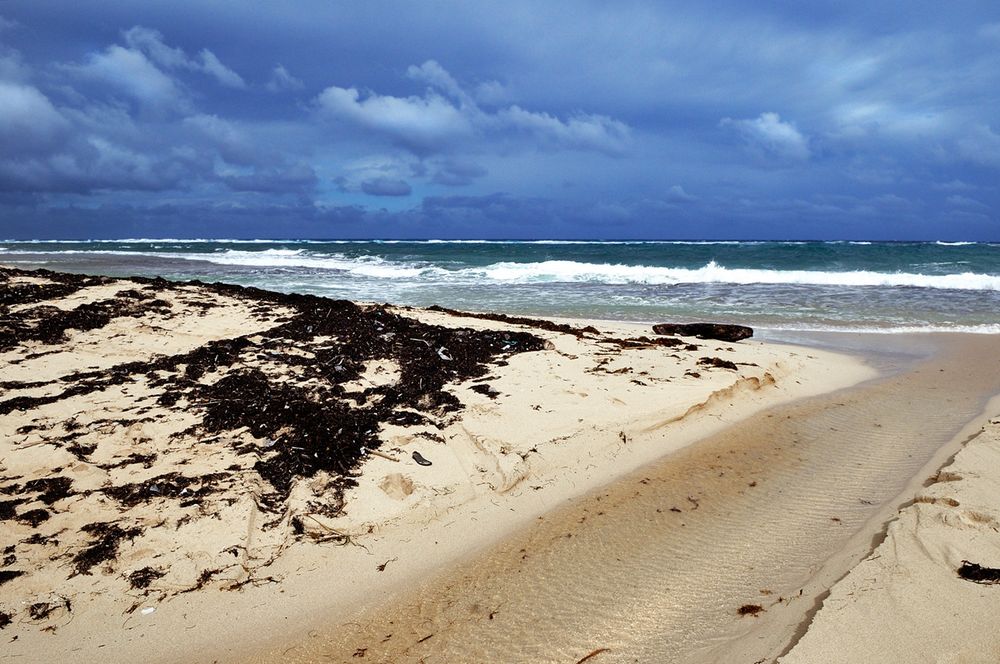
(0, 267, 548, 600)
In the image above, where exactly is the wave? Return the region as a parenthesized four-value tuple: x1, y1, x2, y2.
(164, 253, 1000, 291)
(5, 247, 999, 291)
(935, 241, 977, 246)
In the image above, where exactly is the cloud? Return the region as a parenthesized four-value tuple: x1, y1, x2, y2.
(121, 26, 245, 89)
(317, 85, 472, 153)
(316, 60, 630, 156)
(407, 60, 468, 103)
(266, 64, 304, 92)
(361, 176, 412, 196)
(956, 125, 1000, 167)
(73, 44, 187, 112)
(430, 159, 487, 186)
(665, 185, 695, 202)
(0, 135, 190, 194)
(946, 194, 987, 209)
(182, 113, 260, 166)
(197, 49, 246, 88)
(0, 81, 70, 154)
(494, 106, 629, 154)
(721, 112, 810, 160)
(218, 162, 317, 194)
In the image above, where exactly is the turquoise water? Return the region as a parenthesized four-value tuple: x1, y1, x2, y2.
(2, 239, 998, 332)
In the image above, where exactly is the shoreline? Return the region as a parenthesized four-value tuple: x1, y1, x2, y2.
(3, 266, 998, 663)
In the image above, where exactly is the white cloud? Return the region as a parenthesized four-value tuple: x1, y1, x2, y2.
(407, 60, 468, 103)
(317, 86, 473, 152)
(120, 26, 245, 89)
(665, 184, 695, 202)
(0, 81, 70, 152)
(266, 64, 304, 92)
(721, 111, 810, 160)
(317, 60, 630, 155)
(74, 45, 186, 111)
(197, 49, 245, 88)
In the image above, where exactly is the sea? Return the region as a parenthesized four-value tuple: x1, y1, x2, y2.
(2, 239, 998, 334)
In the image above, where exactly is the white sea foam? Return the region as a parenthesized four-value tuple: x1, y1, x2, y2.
(4, 247, 999, 291)
(163, 253, 1000, 291)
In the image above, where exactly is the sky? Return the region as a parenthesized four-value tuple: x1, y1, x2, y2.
(0, 1, 998, 240)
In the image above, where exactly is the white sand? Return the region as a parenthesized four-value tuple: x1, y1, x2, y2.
(781, 397, 1000, 664)
(0, 270, 873, 662)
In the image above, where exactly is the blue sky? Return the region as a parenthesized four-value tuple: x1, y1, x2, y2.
(0, 1, 998, 239)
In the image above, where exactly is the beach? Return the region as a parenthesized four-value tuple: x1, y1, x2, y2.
(2, 265, 1000, 663)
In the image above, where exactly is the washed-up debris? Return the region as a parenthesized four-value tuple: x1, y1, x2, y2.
(575, 648, 610, 663)
(0, 571, 25, 586)
(426, 305, 599, 338)
(958, 560, 1000, 584)
(0, 266, 552, 604)
(737, 603, 765, 616)
(652, 323, 753, 342)
(72, 522, 144, 576)
(127, 566, 166, 590)
(697, 357, 739, 371)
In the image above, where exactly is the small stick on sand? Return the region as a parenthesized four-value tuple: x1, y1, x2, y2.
(575, 647, 610, 663)
(368, 449, 399, 462)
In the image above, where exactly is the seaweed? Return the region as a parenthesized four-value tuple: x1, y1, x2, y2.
(0, 499, 23, 521)
(71, 522, 144, 576)
(958, 560, 1000, 584)
(426, 304, 599, 338)
(21, 477, 73, 505)
(127, 566, 166, 590)
(0, 570, 25, 586)
(1, 267, 549, 534)
(737, 604, 764, 616)
(102, 473, 228, 508)
(0, 611, 10, 629)
(16, 509, 50, 527)
(697, 357, 739, 371)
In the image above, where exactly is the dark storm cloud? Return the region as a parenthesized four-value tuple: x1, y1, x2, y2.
(0, 1, 997, 239)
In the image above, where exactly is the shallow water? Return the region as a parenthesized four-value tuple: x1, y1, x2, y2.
(271, 334, 1000, 663)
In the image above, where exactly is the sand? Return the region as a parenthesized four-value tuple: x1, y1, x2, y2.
(780, 398, 1000, 664)
(11, 267, 1000, 664)
(0, 266, 872, 662)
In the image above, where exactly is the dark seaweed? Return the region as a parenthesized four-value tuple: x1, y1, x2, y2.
(0, 611, 10, 629)
(0, 570, 25, 586)
(0, 499, 23, 520)
(16, 509, 49, 527)
(1, 267, 548, 523)
(71, 522, 144, 576)
(21, 477, 73, 505)
(958, 560, 1000, 584)
(426, 304, 599, 338)
(697, 357, 739, 371)
(127, 566, 165, 589)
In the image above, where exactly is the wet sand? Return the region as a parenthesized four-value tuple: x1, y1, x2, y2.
(267, 333, 1000, 664)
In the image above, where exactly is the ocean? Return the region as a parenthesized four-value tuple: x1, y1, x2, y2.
(1, 239, 998, 333)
